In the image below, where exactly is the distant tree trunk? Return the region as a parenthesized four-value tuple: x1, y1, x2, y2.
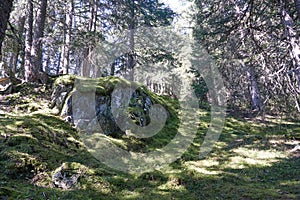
(45, 53, 50, 74)
(281, 1, 300, 110)
(247, 66, 261, 111)
(11, 16, 26, 74)
(56, 52, 61, 75)
(295, 0, 300, 20)
(281, 2, 300, 90)
(81, 0, 97, 77)
(24, 0, 48, 82)
(0, 0, 14, 59)
(234, 3, 262, 111)
(24, 0, 34, 82)
(60, 0, 73, 75)
(127, 0, 135, 81)
(59, 4, 67, 74)
(31, 0, 47, 82)
(110, 62, 115, 76)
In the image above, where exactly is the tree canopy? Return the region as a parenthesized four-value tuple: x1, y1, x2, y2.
(0, 0, 300, 114)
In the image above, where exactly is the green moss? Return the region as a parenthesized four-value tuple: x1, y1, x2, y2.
(0, 77, 299, 199)
(54, 75, 76, 86)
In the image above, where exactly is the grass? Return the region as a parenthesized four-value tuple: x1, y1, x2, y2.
(0, 78, 299, 199)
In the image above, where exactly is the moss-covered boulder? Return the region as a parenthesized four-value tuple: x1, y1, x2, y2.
(50, 76, 170, 136)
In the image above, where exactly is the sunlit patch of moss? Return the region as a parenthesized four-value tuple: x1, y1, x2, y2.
(2, 83, 52, 115)
(2, 151, 47, 178)
(0, 113, 88, 180)
(184, 162, 221, 175)
(224, 148, 287, 169)
(54, 75, 76, 87)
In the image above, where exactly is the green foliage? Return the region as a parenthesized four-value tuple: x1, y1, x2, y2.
(53, 75, 76, 87)
(192, 76, 208, 102)
(109, 0, 176, 29)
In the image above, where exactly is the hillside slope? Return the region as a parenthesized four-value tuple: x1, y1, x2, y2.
(0, 77, 299, 199)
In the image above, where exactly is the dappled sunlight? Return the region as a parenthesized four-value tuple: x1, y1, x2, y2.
(214, 141, 228, 149)
(1, 77, 299, 199)
(269, 139, 299, 147)
(227, 155, 277, 169)
(224, 148, 287, 169)
(184, 159, 222, 175)
(280, 180, 300, 186)
(255, 115, 300, 125)
(157, 179, 186, 191)
(120, 191, 141, 199)
(233, 147, 287, 159)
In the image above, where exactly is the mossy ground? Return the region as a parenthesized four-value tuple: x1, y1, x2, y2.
(0, 77, 299, 199)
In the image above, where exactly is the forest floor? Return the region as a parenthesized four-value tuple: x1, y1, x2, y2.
(0, 82, 299, 200)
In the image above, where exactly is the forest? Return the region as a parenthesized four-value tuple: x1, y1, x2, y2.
(0, 0, 299, 199)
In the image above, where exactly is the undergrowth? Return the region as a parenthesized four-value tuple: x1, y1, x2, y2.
(0, 77, 299, 199)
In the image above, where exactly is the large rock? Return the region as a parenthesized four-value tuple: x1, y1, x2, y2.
(50, 76, 168, 136)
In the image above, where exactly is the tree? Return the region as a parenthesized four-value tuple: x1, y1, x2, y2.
(1, 0, 175, 83)
(81, 0, 98, 77)
(295, 0, 300, 19)
(24, 0, 34, 82)
(193, 0, 300, 114)
(31, 0, 48, 81)
(24, 0, 48, 82)
(106, 0, 176, 80)
(281, 0, 300, 87)
(60, 0, 74, 75)
(0, 0, 14, 59)
(1, 0, 26, 78)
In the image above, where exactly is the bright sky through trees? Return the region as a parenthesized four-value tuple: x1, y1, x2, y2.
(162, 0, 193, 35)
(162, 0, 186, 12)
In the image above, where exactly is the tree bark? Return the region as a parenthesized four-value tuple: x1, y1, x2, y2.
(81, 0, 97, 77)
(281, 2, 300, 90)
(247, 66, 261, 111)
(295, 0, 300, 20)
(60, 0, 74, 75)
(24, 0, 34, 82)
(127, 0, 135, 81)
(0, 0, 14, 59)
(59, 3, 67, 74)
(235, 3, 262, 111)
(11, 16, 26, 74)
(31, 0, 47, 80)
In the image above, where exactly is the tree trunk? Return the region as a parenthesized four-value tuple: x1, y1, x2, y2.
(295, 0, 300, 20)
(24, 0, 34, 82)
(81, 0, 97, 77)
(281, 2, 300, 90)
(59, 4, 66, 74)
(127, 0, 135, 81)
(60, 0, 73, 75)
(234, 3, 262, 111)
(247, 66, 261, 111)
(11, 16, 26, 74)
(0, 0, 14, 59)
(31, 0, 47, 82)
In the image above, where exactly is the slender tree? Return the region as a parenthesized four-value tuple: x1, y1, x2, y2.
(24, 0, 48, 82)
(60, 0, 74, 74)
(107, 0, 175, 80)
(31, 0, 48, 78)
(24, 0, 34, 82)
(0, 0, 14, 59)
(295, 0, 300, 19)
